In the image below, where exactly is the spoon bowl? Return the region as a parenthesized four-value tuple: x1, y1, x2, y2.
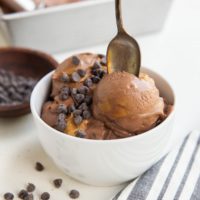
(106, 0, 141, 76)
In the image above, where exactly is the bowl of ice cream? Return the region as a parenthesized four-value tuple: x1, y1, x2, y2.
(31, 53, 175, 186)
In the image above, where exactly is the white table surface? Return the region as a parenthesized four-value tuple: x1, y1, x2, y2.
(1, 0, 200, 199)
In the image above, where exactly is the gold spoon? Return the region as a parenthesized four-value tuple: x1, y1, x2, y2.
(106, 0, 141, 76)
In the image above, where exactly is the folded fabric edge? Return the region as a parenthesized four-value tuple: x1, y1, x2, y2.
(111, 130, 197, 200)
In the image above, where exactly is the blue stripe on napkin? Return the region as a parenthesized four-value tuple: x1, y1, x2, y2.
(113, 131, 200, 200)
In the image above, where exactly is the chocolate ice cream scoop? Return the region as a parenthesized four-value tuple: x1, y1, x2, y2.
(41, 53, 109, 139)
(93, 71, 165, 137)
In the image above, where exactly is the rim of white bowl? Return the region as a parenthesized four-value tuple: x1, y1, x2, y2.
(31, 67, 175, 144)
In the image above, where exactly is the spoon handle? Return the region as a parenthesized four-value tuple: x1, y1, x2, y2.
(115, 0, 124, 33)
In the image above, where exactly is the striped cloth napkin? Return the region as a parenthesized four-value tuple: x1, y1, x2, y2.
(113, 130, 200, 200)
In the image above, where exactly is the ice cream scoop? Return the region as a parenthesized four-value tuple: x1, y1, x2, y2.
(93, 71, 165, 137)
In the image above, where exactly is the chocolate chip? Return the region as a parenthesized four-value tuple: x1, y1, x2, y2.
(60, 73, 70, 82)
(78, 103, 88, 111)
(74, 115, 83, 125)
(83, 78, 93, 87)
(56, 113, 66, 131)
(59, 93, 69, 100)
(69, 104, 76, 113)
(69, 189, 80, 199)
(73, 109, 82, 117)
(100, 56, 107, 65)
(57, 104, 68, 114)
(77, 69, 86, 77)
(77, 86, 89, 94)
(0, 93, 9, 103)
(11, 92, 24, 101)
(75, 130, 86, 138)
(74, 94, 85, 104)
(58, 113, 66, 121)
(83, 110, 91, 119)
(8, 86, 16, 95)
(26, 183, 35, 192)
(35, 162, 44, 171)
(92, 62, 101, 70)
(72, 56, 80, 66)
(91, 76, 101, 83)
(24, 194, 33, 200)
(99, 70, 106, 78)
(61, 87, 70, 95)
(85, 95, 92, 105)
(18, 190, 28, 199)
(53, 178, 63, 188)
(56, 121, 66, 132)
(41, 192, 50, 200)
(4, 193, 14, 200)
(92, 68, 103, 76)
(71, 72, 81, 83)
(60, 87, 70, 100)
(0, 69, 36, 105)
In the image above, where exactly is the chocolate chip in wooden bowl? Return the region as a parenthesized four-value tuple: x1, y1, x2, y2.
(0, 93, 10, 104)
(0, 68, 37, 106)
(69, 189, 80, 199)
(75, 130, 86, 138)
(26, 183, 35, 193)
(74, 115, 83, 125)
(35, 162, 45, 171)
(83, 78, 93, 87)
(77, 69, 86, 77)
(40, 192, 50, 200)
(4, 192, 14, 200)
(72, 56, 80, 66)
(60, 73, 70, 83)
(18, 190, 29, 199)
(53, 178, 63, 188)
(71, 72, 81, 83)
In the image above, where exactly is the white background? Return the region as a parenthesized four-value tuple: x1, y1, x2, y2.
(1, 0, 200, 199)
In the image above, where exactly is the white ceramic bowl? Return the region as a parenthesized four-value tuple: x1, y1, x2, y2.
(30, 67, 175, 186)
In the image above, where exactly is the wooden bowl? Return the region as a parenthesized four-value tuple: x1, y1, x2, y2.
(0, 47, 58, 117)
